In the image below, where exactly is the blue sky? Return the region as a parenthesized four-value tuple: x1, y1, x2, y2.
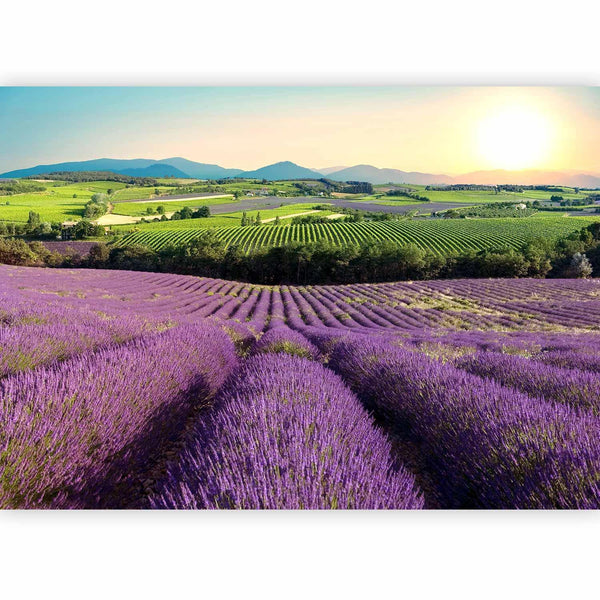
(1, 87, 598, 174)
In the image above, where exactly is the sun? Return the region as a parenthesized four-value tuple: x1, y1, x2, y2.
(477, 106, 553, 170)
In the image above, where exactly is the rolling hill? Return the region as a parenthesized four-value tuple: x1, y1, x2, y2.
(324, 164, 454, 185)
(118, 164, 190, 178)
(237, 161, 322, 181)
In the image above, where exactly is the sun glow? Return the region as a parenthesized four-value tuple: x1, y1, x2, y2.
(476, 105, 554, 170)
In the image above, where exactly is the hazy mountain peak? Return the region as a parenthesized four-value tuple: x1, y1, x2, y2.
(1, 157, 598, 187)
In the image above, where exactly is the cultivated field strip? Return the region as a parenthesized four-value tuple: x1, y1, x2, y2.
(114, 216, 600, 254)
(4, 265, 600, 334)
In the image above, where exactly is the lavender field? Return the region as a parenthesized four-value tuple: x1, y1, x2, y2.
(1, 263, 600, 509)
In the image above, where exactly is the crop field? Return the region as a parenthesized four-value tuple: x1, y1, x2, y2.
(111, 195, 235, 216)
(371, 184, 596, 205)
(109, 185, 173, 201)
(0, 181, 126, 222)
(1, 263, 600, 509)
(111, 204, 338, 233)
(4, 178, 594, 226)
(113, 214, 600, 253)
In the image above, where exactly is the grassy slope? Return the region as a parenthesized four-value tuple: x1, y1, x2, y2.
(0, 181, 128, 222)
(111, 204, 336, 232)
(369, 185, 596, 205)
(111, 195, 236, 216)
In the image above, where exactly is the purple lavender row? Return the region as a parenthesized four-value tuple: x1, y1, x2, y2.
(150, 354, 423, 509)
(215, 319, 257, 354)
(456, 352, 600, 416)
(535, 350, 600, 374)
(0, 316, 160, 378)
(0, 323, 238, 509)
(325, 336, 600, 509)
(251, 327, 321, 361)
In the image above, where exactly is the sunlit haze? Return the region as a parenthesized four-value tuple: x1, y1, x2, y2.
(0, 86, 598, 175)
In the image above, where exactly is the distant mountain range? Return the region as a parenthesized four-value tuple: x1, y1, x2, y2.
(0, 157, 243, 180)
(324, 164, 455, 185)
(1, 157, 599, 187)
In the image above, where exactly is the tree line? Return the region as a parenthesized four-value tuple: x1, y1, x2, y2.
(2, 223, 600, 285)
(0, 180, 46, 195)
(24, 171, 160, 185)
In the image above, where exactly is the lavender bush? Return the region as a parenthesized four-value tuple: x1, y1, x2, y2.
(326, 336, 600, 509)
(457, 352, 600, 415)
(151, 354, 423, 509)
(0, 323, 237, 508)
(251, 327, 320, 360)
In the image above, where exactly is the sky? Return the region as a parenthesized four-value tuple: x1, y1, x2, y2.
(0, 86, 598, 174)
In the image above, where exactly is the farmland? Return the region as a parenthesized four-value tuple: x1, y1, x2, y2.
(4, 177, 597, 226)
(0, 181, 122, 222)
(114, 214, 600, 254)
(0, 180, 173, 222)
(110, 195, 235, 216)
(110, 203, 335, 230)
(369, 184, 599, 205)
(2, 263, 600, 509)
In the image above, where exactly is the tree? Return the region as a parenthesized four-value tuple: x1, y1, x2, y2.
(84, 194, 109, 219)
(146, 206, 156, 215)
(31, 222, 53, 238)
(110, 245, 159, 271)
(193, 206, 210, 218)
(241, 211, 249, 227)
(444, 210, 461, 219)
(0, 238, 38, 265)
(156, 205, 165, 215)
(566, 253, 593, 278)
(72, 220, 104, 239)
(27, 211, 41, 228)
(87, 243, 110, 267)
(274, 215, 281, 226)
(179, 207, 193, 220)
(255, 212, 262, 226)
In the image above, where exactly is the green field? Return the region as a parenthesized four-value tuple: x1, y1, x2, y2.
(113, 214, 600, 254)
(109, 185, 173, 201)
(2, 178, 597, 237)
(0, 181, 127, 222)
(368, 185, 596, 206)
(111, 195, 235, 216)
(111, 203, 337, 232)
(0, 178, 321, 224)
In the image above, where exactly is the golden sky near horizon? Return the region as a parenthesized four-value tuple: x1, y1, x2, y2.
(181, 87, 598, 173)
(1, 87, 599, 174)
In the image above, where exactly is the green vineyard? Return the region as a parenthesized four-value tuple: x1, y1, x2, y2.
(113, 215, 600, 255)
